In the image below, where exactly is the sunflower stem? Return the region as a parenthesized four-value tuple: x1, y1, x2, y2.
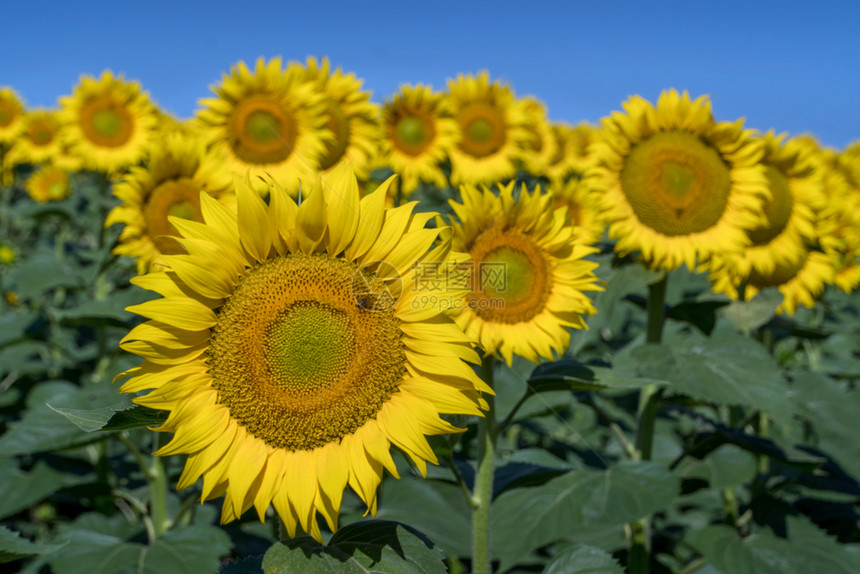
(471, 355, 497, 574)
(149, 433, 171, 538)
(630, 271, 668, 574)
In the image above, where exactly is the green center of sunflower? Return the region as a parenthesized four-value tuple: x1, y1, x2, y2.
(467, 227, 552, 323)
(396, 117, 426, 146)
(458, 104, 506, 158)
(317, 100, 350, 171)
(207, 253, 406, 451)
(263, 302, 355, 392)
(620, 131, 731, 236)
(231, 95, 295, 164)
(245, 111, 280, 143)
(144, 178, 204, 255)
(92, 109, 123, 138)
(747, 165, 794, 246)
(48, 181, 67, 199)
(80, 100, 134, 147)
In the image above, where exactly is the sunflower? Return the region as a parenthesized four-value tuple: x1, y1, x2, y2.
(290, 57, 379, 180)
(448, 182, 601, 365)
(196, 57, 330, 195)
(380, 84, 459, 195)
(816, 143, 860, 293)
(25, 166, 71, 203)
(706, 132, 824, 289)
(105, 134, 234, 274)
(6, 109, 63, 166)
(549, 176, 605, 246)
(117, 164, 489, 540)
(446, 71, 531, 186)
(0, 87, 26, 144)
(516, 97, 559, 178)
(586, 89, 770, 271)
(544, 123, 597, 186)
(59, 70, 159, 173)
(710, 248, 836, 315)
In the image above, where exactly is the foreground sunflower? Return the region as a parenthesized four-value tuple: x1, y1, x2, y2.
(587, 90, 770, 271)
(446, 71, 531, 186)
(6, 109, 63, 166)
(290, 57, 379, 180)
(105, 134, 235, 274)
(25, 166, 71, 202)
(118, 164, 489, 540)
(380, 84, 459, 195)
(196, 57, 330, 195)
(448, 183, 601, 365)
(0, 87, 26, 144)
(59, 71, 159, 172)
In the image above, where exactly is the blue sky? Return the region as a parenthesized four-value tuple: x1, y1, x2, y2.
(3, 0, 858, 148)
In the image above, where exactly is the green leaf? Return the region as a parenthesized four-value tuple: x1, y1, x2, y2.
(0, 310, 38, 347)
(527, 360, 610, 393)
(0, 525, 65, 563)
(675, 444, 757, 490)
(48, 394, 166, 433)
(219, 556, 263, 573)
(262, 521, 445, 574)
(48, 524, 231, 574)
(623, 328, 794, 426)
(0, 458, 90, 520)
(687, 518, 860, 574)
(375, 478, 471, 558)
(6, 253, 87, 295)
(543, 544, 624, 574)
(492, 461, 680, 570)
(721, 289, 781, 334)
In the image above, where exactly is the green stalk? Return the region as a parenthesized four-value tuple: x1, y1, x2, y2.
(630, 272, 668, 574)
(149, 433, 171, 538)
(471, 355, 497, 574)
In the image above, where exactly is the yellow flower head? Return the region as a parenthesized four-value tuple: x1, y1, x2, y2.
(448, 183, 602, 365)
(105, 133, 235, 274)
(446, 71, 531, 186)
(0, 87, 26, 144)
(289, 57, 380, 180)
(59, 71, 159, 173)
(118, 164, 489, 541)
(6, 109, 63, 166)
(195, 57, 331, 195)
(26, 166, 71, 202)
(587, 89, 770, 271)
(380, 84, 459, 195)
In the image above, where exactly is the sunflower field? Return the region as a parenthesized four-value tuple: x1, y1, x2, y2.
(1, 57, 860, 574)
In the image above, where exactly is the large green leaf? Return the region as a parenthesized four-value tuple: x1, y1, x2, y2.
(491, 461, 680, 570)
(543, 544, 624, 574)
(687, 518, 860, 574)
(721, 289, 782, 334)
(675, 444, 757, 490)
(262, 521, 445, 574)
(0, 310, 38, 347)
(620, 327, 794, 426)
(48, 393, 167, 433)
(375, 478, 471, 558)
(0, 458, 89, 520)
(48, 524, 231, 574)
(0, 525, 65, 563)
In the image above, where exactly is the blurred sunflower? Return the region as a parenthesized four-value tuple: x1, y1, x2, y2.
(544, 123, 597, 186)
(105, 134, 234, 274)
(26, 165, 71, 202)
(380, 84, 459, 195)
(196, 57, 330, 195)
(59, 71, 159, 173)
(516, 97, 558, 177)
(549, 176, 605, 246)
(446, 71, 530, 186)
(816, 144, 860, 293)
(6, 109, 63, 165)
(707, 132, 824, 287)
(448, 182, 601, 365)
(118, 164, 489, 540)
(0, 87, 26, 144)
(587, 90, 770, 271)
(290, 57, 379, 179)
